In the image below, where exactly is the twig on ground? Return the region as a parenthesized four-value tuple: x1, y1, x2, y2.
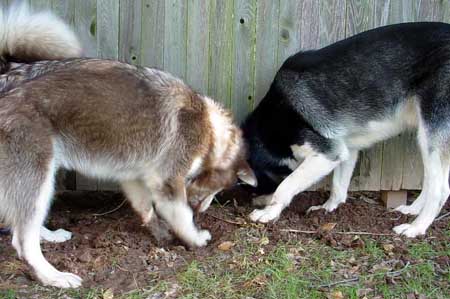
(436, 211, 450, 221)
(386, 261, 410, 277)
(316, 261, 412, 289)
(280, 228, 394, 236)
(317, 277, 359, 288)
(205, 213, 244, 225)
(92, 199, 126, 216)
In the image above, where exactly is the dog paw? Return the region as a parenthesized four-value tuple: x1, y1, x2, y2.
(394, 204, 423, 215)
(192, 230, 211, 247)
(393, 223, 425, 238)
(249, 205, 281, 223)
(39, 271, 82, 288)
(306, 200, 340, 214)
(41, 228, 72, 243)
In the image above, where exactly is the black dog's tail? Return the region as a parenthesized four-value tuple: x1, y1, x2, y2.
(0, 1, 81, 72)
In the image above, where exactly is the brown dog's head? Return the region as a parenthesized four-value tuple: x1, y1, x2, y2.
(186, 96, 256, 212)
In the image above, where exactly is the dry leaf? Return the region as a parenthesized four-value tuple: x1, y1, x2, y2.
(327, 290, 344, 299)
(320, 222, 337, 232)
(103, 289, 114, 299)
(218, 241, 235, 251)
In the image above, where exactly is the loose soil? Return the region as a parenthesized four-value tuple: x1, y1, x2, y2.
(0, 188, 448, 295)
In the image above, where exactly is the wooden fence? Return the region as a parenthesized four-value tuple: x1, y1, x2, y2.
(24, 0, 450, 191)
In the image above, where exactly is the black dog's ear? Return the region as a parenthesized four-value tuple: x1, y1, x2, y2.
(237, 160, 257, 187)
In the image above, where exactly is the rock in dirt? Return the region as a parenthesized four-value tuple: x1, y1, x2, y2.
(218, 241, 235, 251)
(78, 251, 93, 263)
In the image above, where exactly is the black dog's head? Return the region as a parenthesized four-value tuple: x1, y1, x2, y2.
(241, 111, 291, 195)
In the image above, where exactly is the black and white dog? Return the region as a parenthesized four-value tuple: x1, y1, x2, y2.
(243, 22, 450, 238)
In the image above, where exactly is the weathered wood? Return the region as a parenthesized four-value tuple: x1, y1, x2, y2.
(73, 0, 96, 57)
(141, 0, 165, 69)
(186, 0, 209, 93)
(381, 190, 407, 209)
(208, 0, 234, 107)
(51, 0, 74, 21)
(119, 0, 142, 65)
(254, 0, 280, 107)
(278, 0, 304, 65)
(163, 0, 187, 79)
(29, 0, 51, 10)
(97, 0, 119, 60)
(231, 0, 256, 123)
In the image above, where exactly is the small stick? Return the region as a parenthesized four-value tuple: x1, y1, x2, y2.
(317, 277, 359, 288)
(205, 213, 244, 225)
(280, 228, 394, 236)
(92, 199, 126, 216)
(317, 261, 412, 288)
(386, 261, 410, 277)
(436, 211, 450, 221)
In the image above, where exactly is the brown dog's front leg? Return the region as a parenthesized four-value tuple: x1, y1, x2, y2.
(146, 177, 211, 248)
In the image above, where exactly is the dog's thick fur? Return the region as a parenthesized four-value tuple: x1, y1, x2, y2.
(0, 3, 255, 288)
(243, 22, 450, 238)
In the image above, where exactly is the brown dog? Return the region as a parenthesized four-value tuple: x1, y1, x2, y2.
(0, 3, 255, 288)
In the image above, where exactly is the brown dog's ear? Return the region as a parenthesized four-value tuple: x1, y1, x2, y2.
(237, 160, 257, 187)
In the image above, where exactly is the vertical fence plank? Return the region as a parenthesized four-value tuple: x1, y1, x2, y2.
(208, 0, 234, 107)
(163, 0, 187, 79)
(299, 0, 320, 50)
(141, 0, 165, 69)
(231, 0, 257, 123)
(73, 0, 97, 57)
(254, 0, 280, 107)
(186, 0, 209, 93)
(278, 1, 303, 66)
(97, 0, 119, 60)
(119, 0, 142, 65)
(51, 0, 74, 22)
(30, 0, 51, 10)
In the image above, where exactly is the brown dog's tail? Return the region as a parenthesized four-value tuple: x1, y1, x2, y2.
(0, 1, 81, 67)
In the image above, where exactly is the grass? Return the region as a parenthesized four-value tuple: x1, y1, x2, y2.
(2, 227, 449, 299)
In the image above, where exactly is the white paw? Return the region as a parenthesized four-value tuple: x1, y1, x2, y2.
(192, 229, 211, 247)
(393, 223, 425, 238)
(252, 194, 273, 207)
(39, 271, 82, 288)
(394, 203, 423, 215)
(249, 205, 282, 223)
(306, 200, 340, 214)
(41, 228, 73, 243)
